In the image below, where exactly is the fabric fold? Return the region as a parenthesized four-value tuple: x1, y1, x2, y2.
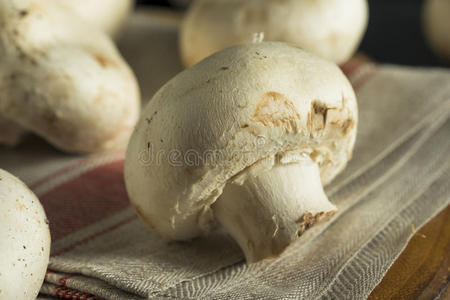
(2, 9, 448, 300)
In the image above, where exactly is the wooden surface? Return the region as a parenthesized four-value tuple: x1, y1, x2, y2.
(369, 206, 450, 299)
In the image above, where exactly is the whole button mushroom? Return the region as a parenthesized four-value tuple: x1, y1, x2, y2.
(125, 42, 358, 262)
(180, 0, 369, 67)
(61, 0, 134, 38)
(0, 169, 51, 300)
(423, 0, 450, 62)
(0, 0, 140, 153)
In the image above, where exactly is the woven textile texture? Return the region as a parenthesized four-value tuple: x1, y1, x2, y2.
(0, 9, 449, 300)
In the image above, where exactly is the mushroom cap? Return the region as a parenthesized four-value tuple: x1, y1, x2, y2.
(0, 169, 50, 300)
(181, 0, 369, 67)
(62, 0, 134, 38)
(423, 0, 450, 62)
(0, 0, 140, 153)
(125, 42, 357, 241)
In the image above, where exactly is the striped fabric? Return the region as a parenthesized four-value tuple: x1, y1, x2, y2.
(24, 60, 450, 299)
(1, 9, 449, 300)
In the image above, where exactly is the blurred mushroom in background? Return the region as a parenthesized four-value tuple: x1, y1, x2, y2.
(180, 0, 369, 67)
(423, 0, 450, 62)
(61, 0, 135, 38)
(0, 0, 140, 153)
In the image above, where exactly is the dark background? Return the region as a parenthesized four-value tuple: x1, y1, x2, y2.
(137, 0, 448, 67)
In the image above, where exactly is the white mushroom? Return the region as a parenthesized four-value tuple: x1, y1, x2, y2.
(0, 169, 51, 300)
(0, 0, 140, 153)
(61, 0, 134, 38)
(180, 0, 369, 67)
(423, 0, 450, 62)
(125, 42, 358, 263)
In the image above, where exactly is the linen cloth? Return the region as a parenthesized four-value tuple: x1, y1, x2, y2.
(0, 9, 449, 300)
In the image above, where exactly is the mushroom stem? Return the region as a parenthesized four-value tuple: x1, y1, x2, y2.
(213, 156, 336, 263)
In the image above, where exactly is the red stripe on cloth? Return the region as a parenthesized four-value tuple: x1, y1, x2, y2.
(340, 59, 367, 78)
(352, 68, 378, 91)
(30, 151, 124, 190)
(51, 215, 137, 257)
(30, 159, 88, 190)
(55, 287, 96, 300)
(58, 275, 73, 287)
(40, 160, 130, 241)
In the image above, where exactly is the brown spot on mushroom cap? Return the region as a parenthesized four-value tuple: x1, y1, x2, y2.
(92, 54, 118, 69)
(308, 101, 329, 133)
(341, 119, 355, 134)
(297, 210, 336, 236)
(308, 96, 355, 136)
(19, 10, 29, 18)
(328, 96, 355, 135)
(93, 87, 119, 105)
(330, 118, 355, 135)
(252, 92, 301, 131)
(15, 199, 26, 211)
